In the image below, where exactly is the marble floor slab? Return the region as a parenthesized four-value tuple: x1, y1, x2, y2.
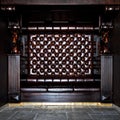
(0, 104, 120, 120)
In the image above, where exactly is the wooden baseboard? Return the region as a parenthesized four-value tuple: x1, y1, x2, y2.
(21, 91, 100, 102)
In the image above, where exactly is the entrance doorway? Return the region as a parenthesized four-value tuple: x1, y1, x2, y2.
(19, 6, 101, 102)
(20, 29, 100, 102)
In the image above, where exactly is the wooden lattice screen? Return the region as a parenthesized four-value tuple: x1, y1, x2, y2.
(29, 33, 93, 78)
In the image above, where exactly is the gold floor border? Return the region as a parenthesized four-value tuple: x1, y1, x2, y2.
(8, 102, 112, 107)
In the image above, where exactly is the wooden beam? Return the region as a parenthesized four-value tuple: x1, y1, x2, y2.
(0, 0, 120, 5)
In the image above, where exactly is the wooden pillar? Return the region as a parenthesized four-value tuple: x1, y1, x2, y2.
(101, 55, 113, 102)
(8, 54, 20, 102)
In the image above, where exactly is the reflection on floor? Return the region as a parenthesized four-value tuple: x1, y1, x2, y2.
(0, 103, 120, 120)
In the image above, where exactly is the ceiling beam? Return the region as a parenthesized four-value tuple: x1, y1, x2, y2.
(0, 0, 120, 5)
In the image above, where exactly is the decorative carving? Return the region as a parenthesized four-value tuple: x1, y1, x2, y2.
(11, 31, 19, 54)
(101, 31, 110, 54)
(29, 34, 93, 77)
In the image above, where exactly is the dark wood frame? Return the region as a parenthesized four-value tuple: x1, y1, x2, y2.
(1, 0, 119, 5)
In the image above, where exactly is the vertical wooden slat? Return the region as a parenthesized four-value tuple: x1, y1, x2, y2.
(8, 54, 20, 102)
(101, 55, 113, 102)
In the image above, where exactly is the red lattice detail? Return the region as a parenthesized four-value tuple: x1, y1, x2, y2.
(29, 34, 93, 77)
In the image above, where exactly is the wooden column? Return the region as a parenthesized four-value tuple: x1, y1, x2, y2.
(8, 54, 20, 102)
(101, 55, 113, 102)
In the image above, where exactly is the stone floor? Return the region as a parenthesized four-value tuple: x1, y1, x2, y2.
(0, 103, 120, 120)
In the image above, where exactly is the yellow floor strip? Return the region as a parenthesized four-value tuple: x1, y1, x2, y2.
(8, 102, 112, 107)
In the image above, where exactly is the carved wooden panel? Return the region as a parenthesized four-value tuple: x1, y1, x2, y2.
(29, 34, 93, 78)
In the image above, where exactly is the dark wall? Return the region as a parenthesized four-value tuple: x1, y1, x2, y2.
(0, 12, 8, 106)
(111, 12, 120, 106)
(0, 55, 8, 106)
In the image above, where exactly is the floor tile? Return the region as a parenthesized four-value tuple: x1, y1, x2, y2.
(90, 114, 120, 120)
(35, 113, 67, 120)
(10, 111, 36, 120)
(91, 108, 120, 115)
(0, 110, 17, 120)
(67, 112, 92, 120)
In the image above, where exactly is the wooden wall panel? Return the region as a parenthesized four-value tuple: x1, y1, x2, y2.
(101, 55, 113, 102)
(111, 12, 120, 106)
(8, 55, 20, 102)
(0, 55, 7, 106)
(113, 55, 120, 106)
(0, 0, 119, 5)
(0, 13, 8, 107)
(21, 92, 100, 102)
